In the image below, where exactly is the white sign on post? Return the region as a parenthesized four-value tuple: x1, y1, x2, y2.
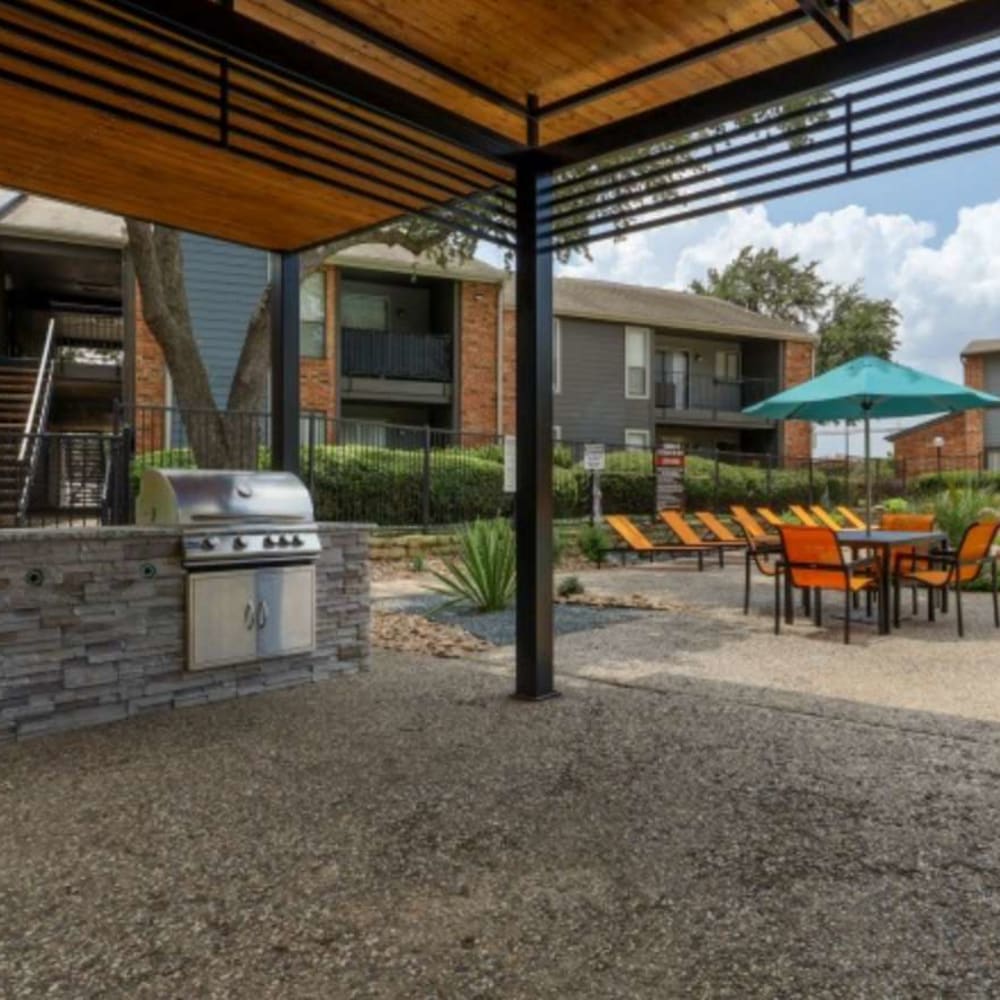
(503, 435, 517, 493)
(583, 443, 606, 472)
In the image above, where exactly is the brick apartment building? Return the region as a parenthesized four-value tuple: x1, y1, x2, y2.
(0, 194, 815, 461)
(887, 344, 996, 473)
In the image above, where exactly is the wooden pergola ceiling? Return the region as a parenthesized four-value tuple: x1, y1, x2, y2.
(0, 0, 994, 250)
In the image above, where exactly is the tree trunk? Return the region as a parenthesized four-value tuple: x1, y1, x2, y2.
(126, 220, 271, 468)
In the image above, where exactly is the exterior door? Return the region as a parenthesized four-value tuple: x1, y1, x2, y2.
(655, 350, 688, 409)
(187, 569, 257, 671)
(255, 565, 316, 659)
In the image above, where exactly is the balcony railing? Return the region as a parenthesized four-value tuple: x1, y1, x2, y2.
(655, 374, 776, 413)
(342, 328, 452, 382)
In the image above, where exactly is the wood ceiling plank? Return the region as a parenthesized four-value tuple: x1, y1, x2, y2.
(0, 75, 405, 249)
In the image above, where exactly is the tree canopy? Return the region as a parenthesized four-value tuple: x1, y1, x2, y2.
(689, 245, 899, 372)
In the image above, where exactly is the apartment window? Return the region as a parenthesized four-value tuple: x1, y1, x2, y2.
(715, 349, 739, 380)
(553, 425, 562, 441)
(342, 292, 389, 332)
(625, 326, 650, 398)
(552, 319, 562, 394)
(624, 428, 650, 451)
(300, 271, 326, 358)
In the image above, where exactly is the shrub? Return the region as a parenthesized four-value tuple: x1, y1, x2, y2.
(131, 447, 197, 493)
(553, 526, 568, 567)
(577, 523, 611, 566)
(883, 497, 910, 513)
(429, 518, 516, 613)
(557, 575, 584, 598)
(682, 454, 826, 510)
(553, 443, 574, 469)
(932, 485, 1000, 547)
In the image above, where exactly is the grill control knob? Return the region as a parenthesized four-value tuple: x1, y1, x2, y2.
(264, 535, 278, 547)
(202, 536, 219, 551)
(291, 535, 304, 547)
(279, 534, 291, 546)
(233, 536, 248, 550)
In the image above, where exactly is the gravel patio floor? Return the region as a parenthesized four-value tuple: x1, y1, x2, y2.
(5, 642, 1000, 998)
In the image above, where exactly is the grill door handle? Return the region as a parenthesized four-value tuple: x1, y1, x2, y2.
(257, 599, 269, 630)
(243, 601, 255, 631)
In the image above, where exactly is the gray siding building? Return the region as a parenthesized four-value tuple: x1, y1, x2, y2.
(510, 277, 817, 458)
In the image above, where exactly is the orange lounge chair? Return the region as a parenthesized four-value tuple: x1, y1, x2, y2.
(776, 525, 878, 644)
(756, 507, 785, 529)
(809, 505, 842, 531)
(730, 505, 773, 541)
(694, 511, 748, 547)
(658, 510, 739, 567)
(789, 504, 819, 527)
(837, 506, 867, 530)
(605, 515, 711, 570)
(893, 521, 1000, 637)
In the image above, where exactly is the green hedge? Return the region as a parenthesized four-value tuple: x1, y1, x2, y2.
(909, 470, 999, 497)
(131, 445, 833, 525)
(684, 455, 827, 510)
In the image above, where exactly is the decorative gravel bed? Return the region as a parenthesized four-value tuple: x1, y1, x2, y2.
(377, 592, 655, 646)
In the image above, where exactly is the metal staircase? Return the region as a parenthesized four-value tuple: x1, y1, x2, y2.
(0, 319, 56, 525)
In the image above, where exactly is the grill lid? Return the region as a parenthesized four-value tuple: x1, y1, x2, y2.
(136, 469, 315, 526)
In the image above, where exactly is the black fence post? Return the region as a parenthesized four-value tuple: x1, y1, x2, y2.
(421, 425, 432, 533)
(808, 454, 815, 505)
(307, 414, 316, 496)
(713, 448, 720, 512)
(766, 453, 774, 507)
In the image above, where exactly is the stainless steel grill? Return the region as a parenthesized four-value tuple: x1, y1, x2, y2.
(136, 469, 319, 671)
(136, 469, 321, 566)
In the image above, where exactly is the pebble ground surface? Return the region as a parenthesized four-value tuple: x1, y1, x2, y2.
(5, 625, 1000, 997)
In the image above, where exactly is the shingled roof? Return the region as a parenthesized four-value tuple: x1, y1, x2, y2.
(506, 277, 816, 343)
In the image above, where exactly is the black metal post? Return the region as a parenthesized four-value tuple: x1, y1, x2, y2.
(514, 161, 557, 701)
(421, 424, 432, 533)
(270, 252, 300, 474)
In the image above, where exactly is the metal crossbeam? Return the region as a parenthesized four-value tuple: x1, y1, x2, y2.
(799, 0, 853, 45)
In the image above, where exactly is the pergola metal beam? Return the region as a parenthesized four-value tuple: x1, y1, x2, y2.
(513, 164, 556, 702)
(280, 0, 527, 118)
(270, 252, 301, 474)
(799, 0, 853, 45)
(534, 0, 1000, 169)
(105, 0, 526, 163)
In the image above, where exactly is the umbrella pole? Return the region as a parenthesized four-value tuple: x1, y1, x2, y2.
(864, 411, 872, 535)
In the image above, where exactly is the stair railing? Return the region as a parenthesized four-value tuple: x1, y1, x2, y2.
(16, 318, 56, 525)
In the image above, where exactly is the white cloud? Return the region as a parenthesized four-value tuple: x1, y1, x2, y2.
(537, 198, 1000, 456)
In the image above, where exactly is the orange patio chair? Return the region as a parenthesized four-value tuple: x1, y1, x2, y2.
(893, 521, 1000, 637)
(658, 510, 738, 567)
(881, 512, 940, 615)
(694, 511, 748, 547)
(776, 525, 879, 644)
(605, 515, 711, 570)
(730, 505, 775, 543)
(789, 504, 819, 526)
(756, 507, 786, 529)
(837, 506, 868, 530)
(739, 525, 783, 615)
(809, 505, 842, 531)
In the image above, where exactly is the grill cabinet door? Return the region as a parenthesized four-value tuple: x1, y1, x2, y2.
(187, 569, 258, 671)
(255, 565, 316, 659)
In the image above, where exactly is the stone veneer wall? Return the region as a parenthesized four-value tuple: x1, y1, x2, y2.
(0, 524, 370, 741)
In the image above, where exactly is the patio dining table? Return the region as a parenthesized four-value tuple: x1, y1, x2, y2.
(836, 529, 948, 635)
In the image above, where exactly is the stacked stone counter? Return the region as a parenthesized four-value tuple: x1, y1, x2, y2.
(0, 524, 370, 740)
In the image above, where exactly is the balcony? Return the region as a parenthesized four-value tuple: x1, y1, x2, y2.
(655, 374, 777, 415)
(341, 328, 452, 382)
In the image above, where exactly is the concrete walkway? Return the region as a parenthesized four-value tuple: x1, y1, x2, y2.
(3, 650, 1000, 998)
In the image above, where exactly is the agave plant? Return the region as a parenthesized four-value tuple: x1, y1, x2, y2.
(429, 518, 516, 613)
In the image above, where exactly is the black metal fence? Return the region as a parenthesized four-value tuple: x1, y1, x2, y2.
(117, 403, 995, 531)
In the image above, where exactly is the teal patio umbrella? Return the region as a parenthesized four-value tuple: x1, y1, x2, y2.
(743, 354, 1000, 530)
